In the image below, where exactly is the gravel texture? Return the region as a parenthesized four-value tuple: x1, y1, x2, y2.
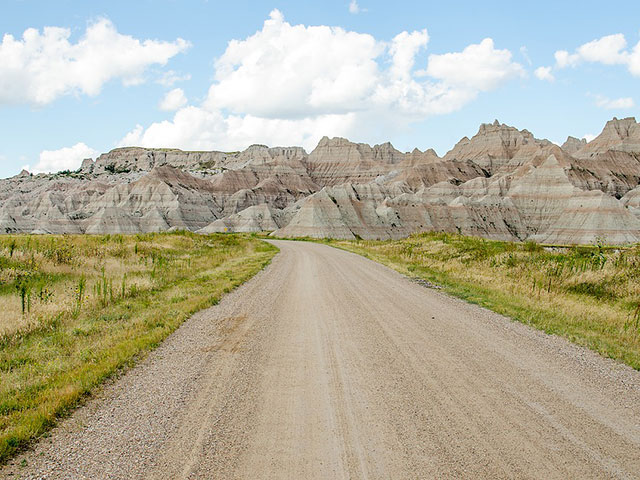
(3, 240, 640, 479)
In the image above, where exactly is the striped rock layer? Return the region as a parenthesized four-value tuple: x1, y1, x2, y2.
(2, 117, 640, 244)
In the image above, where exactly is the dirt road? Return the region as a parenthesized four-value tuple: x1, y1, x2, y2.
(4, 240, 640, 479)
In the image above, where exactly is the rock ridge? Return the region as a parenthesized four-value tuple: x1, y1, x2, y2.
(3, 117, 640, 244)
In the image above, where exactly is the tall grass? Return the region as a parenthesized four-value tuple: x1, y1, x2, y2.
(324, 232, 640, 370)
(0, 232, 277, 464)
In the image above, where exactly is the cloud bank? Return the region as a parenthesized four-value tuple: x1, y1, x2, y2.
(29, 143, 98, 173)
(555, 33, 640, 76)
(0, 19, 189, 106)
(121, 10, 524, 152)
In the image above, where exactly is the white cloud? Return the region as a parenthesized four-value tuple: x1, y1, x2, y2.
(157, 70, 192, 87)
(583, 133, 596, 143)
(425, 38, 525, 91)
(205, 10, 382, 118)
(593, 95, 634, 109)
(0, 19, 190, 106)
(32, 143, 98, 173)
(159, 88, 187, 111)
(389, 30, 429, 80)
(555, 33, 640, 76)
(519, 46, 532, 66)
(121, 10, 524, 152)
(349, 0, 361, 14)
(577, 34, 628, 65)
(534, 66, 554, 82)
(554, 50, 575, 68)
(120, 107, 358, 152)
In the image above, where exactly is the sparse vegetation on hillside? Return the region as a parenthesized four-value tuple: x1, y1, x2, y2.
(0, 232, 276, 464)
(104, 163, 131, 174)
(323, 233, 640, 370)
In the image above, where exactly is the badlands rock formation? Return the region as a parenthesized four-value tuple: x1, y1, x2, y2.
(2, 117, 640, 244)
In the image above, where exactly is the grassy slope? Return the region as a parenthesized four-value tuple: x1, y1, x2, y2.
(310, 233, 640, 370)
(0, 232, 277, 464)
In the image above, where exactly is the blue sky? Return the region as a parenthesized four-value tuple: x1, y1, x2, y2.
(1, 0, 639, 177)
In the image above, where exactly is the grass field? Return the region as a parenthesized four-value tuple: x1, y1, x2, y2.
(319, 233, 640, 371)
(0, 232, 277, 464)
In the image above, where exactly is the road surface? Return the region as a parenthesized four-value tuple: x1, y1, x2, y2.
(3, 240, 640, 479)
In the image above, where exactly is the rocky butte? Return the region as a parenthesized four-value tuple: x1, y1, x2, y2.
(2, 117, 640, 244)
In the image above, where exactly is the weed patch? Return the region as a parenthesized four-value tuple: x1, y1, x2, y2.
(0, 232, 276, 464)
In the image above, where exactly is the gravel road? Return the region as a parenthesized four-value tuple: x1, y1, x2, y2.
(3, 240, 640, 479)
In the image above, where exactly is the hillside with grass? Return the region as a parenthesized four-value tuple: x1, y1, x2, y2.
(0, 232, 277, 463)
(322, 233, 640, 370)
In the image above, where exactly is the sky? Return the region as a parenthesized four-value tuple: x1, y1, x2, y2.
(1, 0, 639, 178)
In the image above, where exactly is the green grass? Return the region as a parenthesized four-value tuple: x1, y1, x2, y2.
(300, 232, 640, 371)
(0, 232, 277, 464)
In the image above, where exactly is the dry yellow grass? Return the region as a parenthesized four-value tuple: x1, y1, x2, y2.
(0, 232, 277, 464)
(0, 234, 193, 336)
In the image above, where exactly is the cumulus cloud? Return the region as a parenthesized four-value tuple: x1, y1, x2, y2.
(121, 108, 358, 152)
(205, 10, 382, 118)
(593, 95, 634, 109)
(159, 88, 187, 111)
(349, 0, 361, 14)
(0, 19, 190, 106)
(583, 133, 597, 143)
(389, 30, 429, 80)
(120, 10, 524, 152)
(534, 66, 554, 82)
(555, 33, 640, 76)
(425, 38, 524, 90)
(31, 143, 98, 173)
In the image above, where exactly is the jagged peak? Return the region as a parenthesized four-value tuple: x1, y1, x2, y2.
(561, 136, 587, 154)
(607, 116, 637, 125)
(601, 116, 639, 137)
(424, 148, 439, 157)
(312, 136, 400, 154)
(81, 158, 94, 169)
(572, 116, 640, 158)
(315, 136, 353, 148)
(375, 141, 395, 149)
(408, 147, 439, 158)
(476, 120, 534, 138)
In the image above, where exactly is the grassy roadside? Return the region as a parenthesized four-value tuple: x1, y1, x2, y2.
(295, 233, 640, 370)
(0, 232, 277, 464)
